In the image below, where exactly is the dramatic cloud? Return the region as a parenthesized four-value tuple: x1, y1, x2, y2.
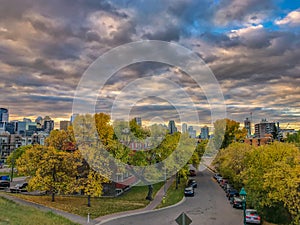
(0, 0, 299, 131)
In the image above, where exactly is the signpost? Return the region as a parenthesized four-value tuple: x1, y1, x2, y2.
(175, 212, 192, 225)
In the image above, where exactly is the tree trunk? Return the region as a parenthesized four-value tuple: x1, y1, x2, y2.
(87, 195, 91, 207)
(51, 192, 55, 202)
(10, 163, 14, 182)
(146, 184, 153, 201)
(52, 166, 56, 202)
(176, 172, 178, 189)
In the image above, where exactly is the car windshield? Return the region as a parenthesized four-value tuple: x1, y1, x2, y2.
(246, 211, 258, 216)
(185, 187, 193, 191)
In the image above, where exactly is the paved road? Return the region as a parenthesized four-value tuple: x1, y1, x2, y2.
(101, 169, 243, 225)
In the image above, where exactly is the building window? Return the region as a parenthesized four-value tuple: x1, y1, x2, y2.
(115, 173, 123, 182)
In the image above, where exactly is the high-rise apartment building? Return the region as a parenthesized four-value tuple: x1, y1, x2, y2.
(255, 119, 276, 138)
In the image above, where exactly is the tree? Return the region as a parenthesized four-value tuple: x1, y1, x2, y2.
(287, 130, 300, 148)
(77, 170, 109, 207)
(45, 126, 77, 151)
(242, 143, 300, 225)
(17, 145, 81, 202)
(213, 143, 252, 188)
(214, 142, 300, 225)
(7, 145, 31, 181)
(213, 119, 247, 149)
(73, 113, 129, 204)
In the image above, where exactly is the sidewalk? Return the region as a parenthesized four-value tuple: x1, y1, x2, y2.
(94, 176, 175, 224)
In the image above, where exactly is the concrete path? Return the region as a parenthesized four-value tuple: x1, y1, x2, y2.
(0, 176, 177, 225)
(94, 176, 176, 224)
(0, 192, 95, 225)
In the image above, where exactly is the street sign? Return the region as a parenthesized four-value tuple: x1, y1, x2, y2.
(175, 212, 192, 225)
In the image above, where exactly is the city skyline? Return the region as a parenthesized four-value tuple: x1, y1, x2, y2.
(0, 1, 299, 129)
(2, 108, 297, 133)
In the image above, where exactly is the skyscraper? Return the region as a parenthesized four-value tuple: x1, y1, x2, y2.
(70, 113, 78, 124)
(182, 123, 187, 133)
(168, 120, 177, 134)
(0, 108, 8, 122)
(188, 126, 196, 138)
(44, 116, 54, 133)
(200, 126, 209, 139)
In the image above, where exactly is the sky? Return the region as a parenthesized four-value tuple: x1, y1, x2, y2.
(0, 0, 299, 130)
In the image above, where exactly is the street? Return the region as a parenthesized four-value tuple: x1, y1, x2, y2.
(100, 169, 243, 225)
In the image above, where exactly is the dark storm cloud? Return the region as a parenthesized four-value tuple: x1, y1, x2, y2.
(142, 24, 181, 42)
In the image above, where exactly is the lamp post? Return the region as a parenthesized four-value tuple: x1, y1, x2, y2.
(239, 187, 247, 225)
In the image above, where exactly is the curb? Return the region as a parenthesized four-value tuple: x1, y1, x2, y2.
(95, 196, 186, 225)
(203, 164, 216, 174)
(153, 195, 186, 212)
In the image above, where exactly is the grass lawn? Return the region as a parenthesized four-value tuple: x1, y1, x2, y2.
(10, 182, 163, 219)
(156, 179, 186, 209)
(0, 196, 79, 225)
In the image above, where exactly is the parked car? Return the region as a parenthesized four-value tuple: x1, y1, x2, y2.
(10, 182, 28, 193)
(231, 197, 243, 209)
(213, 173, 221, 180)
(184, 186, 195, 197)
(189, 169, 196, 177)
(0, 180, 10, 189)
(216, 176, 223, 183)
(245, 209, 261, 224)
(220, 179, 228, 189)
(224, 183, 232, 192)
(227, 189, 239, 199)
(187, 179, 197, 188)
(0, 175, 10, 181)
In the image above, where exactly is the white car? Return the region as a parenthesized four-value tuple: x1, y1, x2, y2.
(216, 176, 223, 183)
(245, 209, 261, 224)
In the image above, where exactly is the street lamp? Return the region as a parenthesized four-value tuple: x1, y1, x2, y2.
(239, 187, 247, 225)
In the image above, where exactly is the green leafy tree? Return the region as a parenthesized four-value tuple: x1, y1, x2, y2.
(287, 130, 300, 148)
(242, 143, 300, 224)
(213, 143, 252, 188)
(7, 145, 32, 181)
(213, 119, 247, 149)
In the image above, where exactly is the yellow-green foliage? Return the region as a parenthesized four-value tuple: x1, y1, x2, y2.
(214, 142, 300, 225)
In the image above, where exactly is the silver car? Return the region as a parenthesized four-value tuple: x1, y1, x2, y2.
(245, 209, 261, 224)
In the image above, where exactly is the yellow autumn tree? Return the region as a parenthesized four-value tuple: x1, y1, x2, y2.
(17, 145, 81, 202)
